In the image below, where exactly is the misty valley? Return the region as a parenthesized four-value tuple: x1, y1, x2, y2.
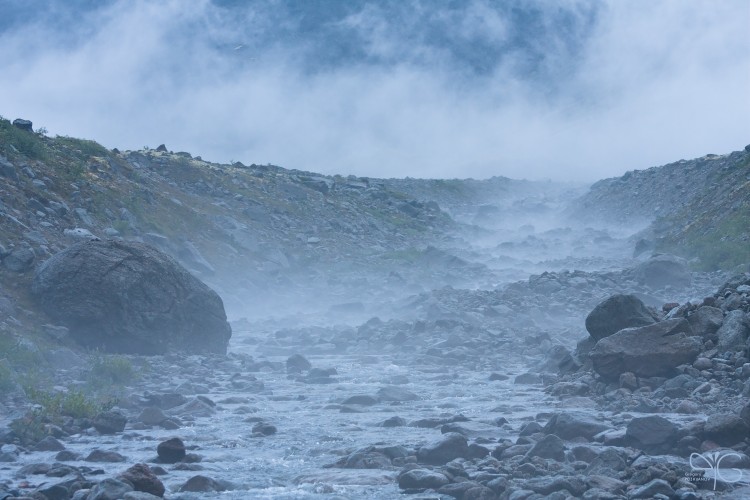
(0, 116, 749, 499)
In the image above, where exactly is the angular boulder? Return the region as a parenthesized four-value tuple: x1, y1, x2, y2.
(590, 319, 700, 379)
(585, 294, 656, 341)
(716, 310, 750, 351)
(687, 306, 724, 336)
(31, 240, 231, 355)
(633, 253, 691, 289)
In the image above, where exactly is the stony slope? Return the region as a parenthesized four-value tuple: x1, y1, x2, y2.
(567, 145, 750, 269)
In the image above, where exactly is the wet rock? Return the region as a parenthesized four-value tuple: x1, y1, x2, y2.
(86, 449, 127, 462)
(626, 415, 677, 453)
(524, 434, 565, 461)
(590, 319, 700, 379)
(704, 413, 749, 446)
(286, 354, 311, 373)
(380, 416, 406, 427)
(634, 254, 691, 288)
(123, 493, 163, 500)
(628, 478, 675, 498)
(514, 372, 542, 384)
(251, 422, 277, 436)
(87, 478, 134, 500)
(118, 463, 165, 498)
(489, 373, 509, 381)
(523, 476, 586, 496)
(416, 432, 469, 465)
(543, 412, 609, 441)
(397, 468, 449, 490)
(137, 407, 167, 426)
(31, 240, 232, 355)
(32, 436, 65, 451)
(156, 437, 186, 463)
(179, 475, 225, 493)
(376, 386, 419, 402)
(342, 395, 378, 406)
(143, 392, 186, 410)
(92, 409, 127, 434)
(54, 450, 82, 461)
(716, 310, 750, 351)
(687, 306, 724, 335)
(440, 421, 500, 439)
(585, 294, 656, 341)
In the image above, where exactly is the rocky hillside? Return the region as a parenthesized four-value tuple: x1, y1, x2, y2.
(568, 145, 750, 270)
(0, 116, 574, 324)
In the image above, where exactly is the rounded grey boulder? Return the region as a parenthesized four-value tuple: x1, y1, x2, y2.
(585, 294, 656, 341)
(31, 240, 231, 355)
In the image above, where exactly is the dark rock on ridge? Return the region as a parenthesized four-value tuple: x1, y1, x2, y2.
(31, 239, 231, 355)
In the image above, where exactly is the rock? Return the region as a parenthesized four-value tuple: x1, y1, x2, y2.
(416, 432, 469, 465)
(590, 318, 700, 379)
(123, 493, 163, 500)
(55, 450, 81, 461)
(3, 247, 35, 273)
(380, 416, 406, 427)
(32, 436, 65, 451)
(585, 294, 656, 341)
(634, 254, 691, 288)
(12, 118, 33, 132)
(397, 469, 449, 490)
(342, 395, 378, 406)
(63, 228, 99, 241)
(0, 155, 18, 180)
(626, 415, 677, 453)
(179, 475, 225, 493)
(286, 354, 311, 373)
(251, 422, 277, 436)
(716, 310, 750, 351)
(524, 476, 586, 496)
(687, 306, 724, 336)
(628, 478, 675, 499)
(157, 437, 186, 463)
(524, 434, 565, 461)
(138, 407, 167, 426)
(704, 414, 749, 446)
(376, 386, 419, 402)
(31, 240, 232, 355)
(155, 144, 168, 152)
(85, 449, 127, 462)
(514, 372, 542, 384)
(88, 478, 134, 500)
(543, 412, 609, 441)
(93, 409, 127, 434)
(118, 463, 165, 498)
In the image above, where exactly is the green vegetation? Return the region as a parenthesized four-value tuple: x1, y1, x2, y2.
(89, 353, 136, 387)
(56, 135, 110, 159)
(0, 116, 48, 160)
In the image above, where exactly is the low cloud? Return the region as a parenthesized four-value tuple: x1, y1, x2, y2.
(0, 0, 747, 181)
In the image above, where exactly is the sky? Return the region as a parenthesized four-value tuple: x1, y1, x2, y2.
(0, 0, 748, 182)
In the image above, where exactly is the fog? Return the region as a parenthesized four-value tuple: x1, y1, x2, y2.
(0, 0, 747, 181)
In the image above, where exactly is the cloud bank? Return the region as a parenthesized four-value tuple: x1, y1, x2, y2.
(0, 0, 748, 181)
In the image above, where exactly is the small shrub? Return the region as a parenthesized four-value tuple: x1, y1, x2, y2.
(56, 136, 109, 159)
(89, 354, 135, 386)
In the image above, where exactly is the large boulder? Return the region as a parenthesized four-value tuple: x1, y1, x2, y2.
(31, 240, 231, 355)
(585, 294, 656, 341)
(633, 254, 691, 289)
(590, 319, 700, 379)
(687, 306, 724, 336)
(716, 310, 750, 351)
